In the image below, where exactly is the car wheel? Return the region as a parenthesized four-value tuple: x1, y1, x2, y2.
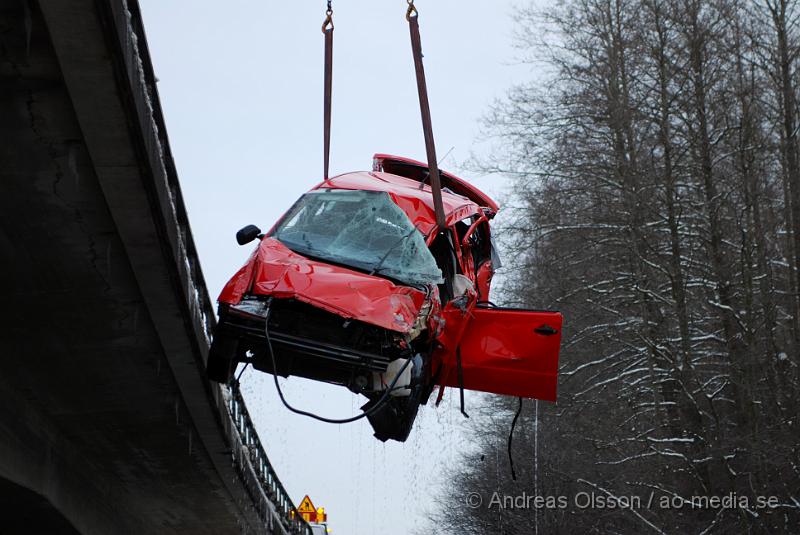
(364, 354, 425, 442)
(206, 334, 239, 384)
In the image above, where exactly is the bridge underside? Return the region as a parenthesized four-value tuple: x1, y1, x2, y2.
(0, 478, 80, 535)
(1, 1, 278, 533)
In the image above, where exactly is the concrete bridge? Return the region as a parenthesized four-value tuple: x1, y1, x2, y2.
(0, 1, 309, 533)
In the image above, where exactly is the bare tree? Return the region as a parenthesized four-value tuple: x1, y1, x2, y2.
(431, 1, 800, 533)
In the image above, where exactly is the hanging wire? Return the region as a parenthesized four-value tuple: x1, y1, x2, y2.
(508, 397, 523, 480)
(534, 399, 539, 535)
(235, 361, 250, 383)
(263, 299, 413, 424)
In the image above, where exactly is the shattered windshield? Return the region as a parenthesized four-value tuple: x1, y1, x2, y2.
(271, 189, 443, 286)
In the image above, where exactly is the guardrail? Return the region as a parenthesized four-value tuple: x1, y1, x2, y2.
(225, 384, 312, 535)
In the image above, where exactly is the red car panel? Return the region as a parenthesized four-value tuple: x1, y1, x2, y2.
(439, 307, 563, 401)
(219, 238, 429, 334)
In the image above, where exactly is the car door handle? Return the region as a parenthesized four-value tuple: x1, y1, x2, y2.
(534, 324, 559, 336)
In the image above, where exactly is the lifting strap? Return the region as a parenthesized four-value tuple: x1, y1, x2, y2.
(322, 2, 334, 180)
(406, 1, 447, 228)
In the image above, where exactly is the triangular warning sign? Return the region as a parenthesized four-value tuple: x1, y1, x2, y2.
(297, 495, 316, 514)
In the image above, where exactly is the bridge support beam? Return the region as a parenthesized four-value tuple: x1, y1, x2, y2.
(0, 1, 299, 533)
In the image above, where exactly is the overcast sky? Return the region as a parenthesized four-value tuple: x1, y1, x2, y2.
(139, 1, 539, 533)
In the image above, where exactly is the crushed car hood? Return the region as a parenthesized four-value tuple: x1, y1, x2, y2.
(218, 238, 430, 334)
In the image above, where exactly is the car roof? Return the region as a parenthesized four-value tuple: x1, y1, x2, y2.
(373, 153, 500, 213)
(313, 171, 484, 236)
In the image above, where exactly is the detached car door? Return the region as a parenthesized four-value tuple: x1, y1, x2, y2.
(441, 304, 563, 401)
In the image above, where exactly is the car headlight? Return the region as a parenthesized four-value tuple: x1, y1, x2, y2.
(230, 298, 269, 318)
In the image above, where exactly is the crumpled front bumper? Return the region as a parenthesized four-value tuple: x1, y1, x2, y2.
(222, 298, 395, 373)
(217, 296, 415, 391)
(218, 238, 433, 334)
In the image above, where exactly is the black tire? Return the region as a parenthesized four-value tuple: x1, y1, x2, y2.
(206, 334, 239, 384)
(365, 354, 426, 442)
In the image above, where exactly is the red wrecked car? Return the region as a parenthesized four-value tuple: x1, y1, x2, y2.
(208, 154, 563, 441)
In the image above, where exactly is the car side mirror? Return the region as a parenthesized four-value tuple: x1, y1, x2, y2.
(236, 224, 262, 245)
